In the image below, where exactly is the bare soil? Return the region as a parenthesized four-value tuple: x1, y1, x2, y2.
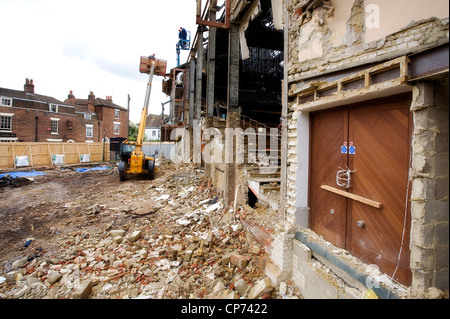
(0, 164, 165, 269)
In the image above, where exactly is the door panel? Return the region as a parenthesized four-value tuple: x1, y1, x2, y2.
(310, 109, 348, 248)
(309, 95, 412, 286)
(347, 99, 412, 285)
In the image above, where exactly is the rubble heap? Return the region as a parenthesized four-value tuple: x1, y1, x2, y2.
(0, 162, 301, 299)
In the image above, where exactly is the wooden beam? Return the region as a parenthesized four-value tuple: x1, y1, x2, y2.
(321, 185, 383, 209)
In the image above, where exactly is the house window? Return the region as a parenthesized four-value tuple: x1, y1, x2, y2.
(50, 118, 60, 134)
(86, 124, 93, 138)
(115, 109, 120, 118)
(152, 130, 157, 137)
(49, 104, 58, 112)
(84, 113, 92, 120)
(0, 113, 13, 131)
(0, 97, 12, 107)
(114, 122, 120, 135)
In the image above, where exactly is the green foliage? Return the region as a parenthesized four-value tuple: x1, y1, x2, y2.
(128, 122, 138, 141)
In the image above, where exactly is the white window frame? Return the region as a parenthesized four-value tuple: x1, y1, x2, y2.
(84, 112, 92, 120)
(113, 121, 120, 135)
(0, 96, 12, 107)
(49, 104, 58, 113)
(50, 117, 60, 135)
(115, 109, 120, 119)
(0, 113, 14, 132)
(0, 137, 18, 142)
(86, 124, 94, 138)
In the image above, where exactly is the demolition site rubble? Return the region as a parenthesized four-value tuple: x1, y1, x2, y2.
(0, 161, 302, 299)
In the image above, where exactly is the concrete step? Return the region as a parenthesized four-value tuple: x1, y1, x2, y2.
(260, 185, 280, 193)
(248, 175, 281, 183)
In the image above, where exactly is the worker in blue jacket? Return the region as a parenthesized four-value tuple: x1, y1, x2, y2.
(179, 27, 187, 41)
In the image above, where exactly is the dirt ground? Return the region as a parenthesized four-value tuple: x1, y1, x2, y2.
(0, 164, 130, 266)
(0, 161, 301, 299)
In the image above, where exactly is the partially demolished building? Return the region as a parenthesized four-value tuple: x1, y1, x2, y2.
(163, 0, 449, 299)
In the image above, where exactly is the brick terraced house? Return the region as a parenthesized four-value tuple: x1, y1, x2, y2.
(0, 79, 128, 143)
(64, 90, 128, 143)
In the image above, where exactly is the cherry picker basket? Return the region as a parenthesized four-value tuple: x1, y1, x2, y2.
(139, 56, 167, 76)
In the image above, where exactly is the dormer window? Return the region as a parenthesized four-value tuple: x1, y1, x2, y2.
(49, 104, 58, 112)
(1, 97, 12, 107)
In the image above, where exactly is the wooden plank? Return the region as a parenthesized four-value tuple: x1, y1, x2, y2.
(12, 144, 16, 168)
(296, 55, 409, 98)
(321, 185, 383, 209)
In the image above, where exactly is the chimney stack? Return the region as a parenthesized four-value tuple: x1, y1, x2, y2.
(67, 90, 75, 103)
(106, 96, 113, 102)
(87, 91, 96, 113)
(24, 78, 35, 94)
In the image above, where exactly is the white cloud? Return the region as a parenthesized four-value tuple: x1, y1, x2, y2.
(0, 0, 197, 123)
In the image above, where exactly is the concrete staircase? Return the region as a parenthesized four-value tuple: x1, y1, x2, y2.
(239, 115, 281, 211)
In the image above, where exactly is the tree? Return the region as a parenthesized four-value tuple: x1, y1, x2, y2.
(128, 121, 138, 141)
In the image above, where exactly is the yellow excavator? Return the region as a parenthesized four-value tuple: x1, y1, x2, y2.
(118, 55, 167, 181)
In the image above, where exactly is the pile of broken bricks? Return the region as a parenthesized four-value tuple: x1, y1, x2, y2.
(0, 164, 302, 299)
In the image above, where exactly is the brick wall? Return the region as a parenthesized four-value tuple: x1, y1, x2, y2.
(95, 106, 128, 140)
(1, 105, 79, 142)
(72, 118, 101, 143)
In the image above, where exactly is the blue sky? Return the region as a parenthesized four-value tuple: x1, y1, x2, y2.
(0, 0, 199, 123)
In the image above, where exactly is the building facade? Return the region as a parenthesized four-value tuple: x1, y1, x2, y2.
(144, 114, 163, 142)
(0, 79, 129, 143)
(284, 0, 449, 298)
(0, 79, 79, 142)
(64, 91, 128, 142)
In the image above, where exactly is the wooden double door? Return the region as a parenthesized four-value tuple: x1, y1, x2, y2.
(309, 94, 412, 286)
